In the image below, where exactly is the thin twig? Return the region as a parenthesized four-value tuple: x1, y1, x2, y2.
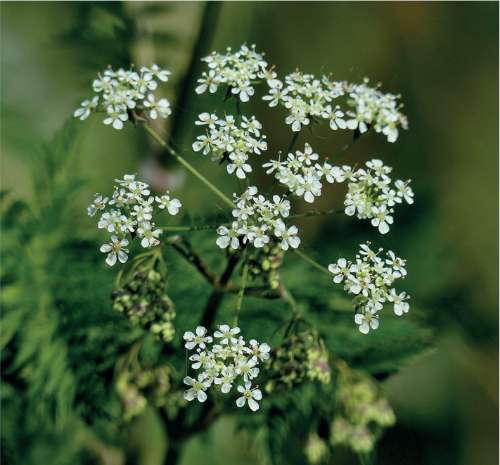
(160, 223, 224, 232)
(233, 262, 249, 326)
(285, 131, 300, 154)
(143, 124, 235, 209)
(293, 249, 331, 276)
(289, 208, 342, 219)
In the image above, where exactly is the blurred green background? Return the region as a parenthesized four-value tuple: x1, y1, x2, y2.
(1, 2, 498, 465)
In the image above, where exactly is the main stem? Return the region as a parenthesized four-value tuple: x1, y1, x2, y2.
(143, 124, 235, 209)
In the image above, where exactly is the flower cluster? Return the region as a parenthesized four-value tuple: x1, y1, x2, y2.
(263, 71, 407, 142)
(334, 158, 414, 234)
(264, 142, 343, 203)
(183, 325, 270, 411)
(329, 242, 410, 334)
(88, 174, 181, 266)
(265, 330, 331, 392)
(346, 79, 408, 143)
(74, 65, 172, 129)
(112, 268, 176, 342)
(216, 186, 300, 251)
(263, 71, 346, 132)
(330, 367, 395, 454)
(192, 113, 267, 179)
(195, 44, 271, 102)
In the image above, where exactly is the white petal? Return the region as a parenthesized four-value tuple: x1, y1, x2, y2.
(106, 253, 117, 266)
(248, 399, 260, 411)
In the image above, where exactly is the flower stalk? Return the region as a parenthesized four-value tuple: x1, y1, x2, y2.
(143, 124, 235, 209)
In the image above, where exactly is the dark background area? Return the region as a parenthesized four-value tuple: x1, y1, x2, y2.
(1, 2, 498, 465)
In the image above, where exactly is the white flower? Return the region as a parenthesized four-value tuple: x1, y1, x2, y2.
(100, 235, 129, 266)
(142, 64, 171, 82)
(354, 310, 379, 334)
(155, 194, 182, 215)
(248, 340, 270, 362)
(74, 96, 99, 120)
(214, 324, 240, 345)
(388, 289, 410, 316)
(274, 222, 300, 250)
(143, 94, 171, 119)
(328, 258, 354, 283)
(103, 106, 128, 130)
(195, 112, 219, 128)
(184, 375, 210, 402)
(236, 382, 262, 411)
(328, 106, 347, 130)
(214, 366, 236, 393)
(371, 205, 393, 234)
(189, 351, 212, 370)
(87, 194, 108, 217)
(216, 224, 240, 250)
(137, 223, 162, 248)
(192, 134, 213, 155)
(395, 179, 414, 204)
(183, 326, 213, 350)
(385, 250, 407, 277)
(236, 358, 259, 383)
(195, 70, 220, 94)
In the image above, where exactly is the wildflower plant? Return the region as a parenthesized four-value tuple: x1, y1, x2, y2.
(72, 43, 424, 464)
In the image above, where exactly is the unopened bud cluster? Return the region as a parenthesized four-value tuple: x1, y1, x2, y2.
(116, 365, 171, 421)
(112, 269, 176, 342)
(265, 330, 331, 392)
(247, 242, 285, 290)
(330, 368, 395, 454)
(304, 433, 329, 464)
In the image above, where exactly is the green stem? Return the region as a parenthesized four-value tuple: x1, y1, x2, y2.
(160, 224, 224, 232)
(143, 124, 235, 209)
(289, 208, 342, 219)
(293, 249, 331, 276)
(233, 262, 249, 326)
(285, 131, 300, 154)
